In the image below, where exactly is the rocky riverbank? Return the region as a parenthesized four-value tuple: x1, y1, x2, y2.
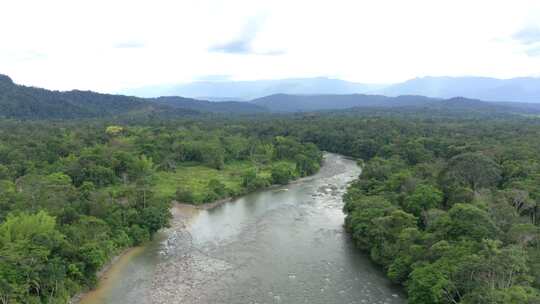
(74, 203, 201, 304)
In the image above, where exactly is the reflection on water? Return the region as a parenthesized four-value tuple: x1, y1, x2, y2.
(81, 153, 405, 304)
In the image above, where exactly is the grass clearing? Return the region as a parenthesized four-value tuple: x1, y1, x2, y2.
(152, 160, 278, 203)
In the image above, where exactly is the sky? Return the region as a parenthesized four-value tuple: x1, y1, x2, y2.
(1, 0, 540, 93)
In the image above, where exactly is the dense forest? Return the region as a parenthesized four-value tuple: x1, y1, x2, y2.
(269, 115, 540, 303)
(0, 119, 322, 303)
(1, 92, 540, 303)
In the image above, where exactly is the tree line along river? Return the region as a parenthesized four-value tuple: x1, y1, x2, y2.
(78, 153, 404, 304)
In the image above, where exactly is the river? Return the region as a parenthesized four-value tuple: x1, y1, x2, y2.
(79, 153, 405, 304)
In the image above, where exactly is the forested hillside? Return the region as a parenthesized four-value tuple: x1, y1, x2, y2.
(0, 75, 187, 119)
(0, 75, 264, 119)
(153, 96, 267, 114)
(4, 74, 540, 120)
(251, 93, 540, 114)
(0, 119, 322, 303)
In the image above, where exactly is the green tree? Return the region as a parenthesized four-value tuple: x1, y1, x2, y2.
(201, 143, 225, 170)
(176, 186, 195, 203)
(0, 164, 9, 180)
(208, 179, 227, 197)
(141, 206, 170, 234)
(442, 152, 501, 192)
(508, 224, 539, 248)
(404, 184, 443, 218)
(271, 162, 296, 185)
(295, 153, 320, 177)
(408, 262, 453, 304)
(0, 211, 66, 303)
(447, 203, 498, 241)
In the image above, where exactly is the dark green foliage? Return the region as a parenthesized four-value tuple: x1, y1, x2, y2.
(403, 184, 443, 217)
(241, 168, 270, 191)
(0, 117, 322, 303)
(1, 97, 540, 303)
(334, 114, 540, 303)
(271, 162, 297, 185)
(442, 152, 502, 191)
(408, 263, 451, 304)
(294, 143, 322, 176)
(445, 204, 498, 241)
(0, 74, 264, 120)
(208, 179, 227, 197)
(175, 186, 195, 203)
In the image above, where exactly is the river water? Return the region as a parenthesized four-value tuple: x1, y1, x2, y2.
(80, 153, 404, 304)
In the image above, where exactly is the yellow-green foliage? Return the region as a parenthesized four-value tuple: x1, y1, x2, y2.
(153, 160, 283, 204)
(0, 211, 58, 243)
(105, 125, 124, 136)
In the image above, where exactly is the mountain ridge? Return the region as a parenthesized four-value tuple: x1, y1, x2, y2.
(250, 93, 540, 114)
(3, 73, 540, 120)
(122, 77, 386, 100)
(123, 76, 540, 103)
(0, 74, 265, 119)
(380, 76, 540, 103)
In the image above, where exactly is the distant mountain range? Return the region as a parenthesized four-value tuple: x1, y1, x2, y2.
(153, 96, 266, 114)
(2, 73, 540, 120)
(123, 76, 540, 103)
(379, 76, 540, 103)
(122, 77, 386, 100)
(251, 94, 540, 114)
(251, 94, 436, 112)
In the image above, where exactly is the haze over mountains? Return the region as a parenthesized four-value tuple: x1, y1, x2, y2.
(252, 94, 540, 115)
(122, 77, 386, 101)
(2, 73, 540, 120)
(124, 76, 540, 103)
(380, 76, 540, 103)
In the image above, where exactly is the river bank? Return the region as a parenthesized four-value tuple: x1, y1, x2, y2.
(71, 247, 145, 304)
(74, 203, 214, 304)
(75, 153, 403, 304)
(74, 160, 322, 304)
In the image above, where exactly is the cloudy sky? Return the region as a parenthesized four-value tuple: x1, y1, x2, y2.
(1, 0, 540, 93)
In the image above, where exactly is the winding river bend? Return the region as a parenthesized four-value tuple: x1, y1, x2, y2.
(80, 153, 404, 304)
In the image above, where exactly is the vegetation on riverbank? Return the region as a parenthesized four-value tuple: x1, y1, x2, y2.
(0, 120, 321, 303)
(229, 113, 540, 303)
(153, 159, 296, 204)
(2, 108, 540, 304)
(323, 117, 540, 303)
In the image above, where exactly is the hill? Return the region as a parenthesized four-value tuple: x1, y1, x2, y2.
(250, 93, 540, 115)
(3, 73, 540, 120)
(0, 74, 194, 119)
(152, 96, 267, 114)
(251, 93, 430, 112)
(0, 74, 266, 119)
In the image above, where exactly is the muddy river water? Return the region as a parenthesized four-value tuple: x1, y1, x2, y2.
(80, 153, 404, 304)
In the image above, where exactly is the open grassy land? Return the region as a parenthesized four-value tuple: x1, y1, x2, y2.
(152, 160, 294, 204)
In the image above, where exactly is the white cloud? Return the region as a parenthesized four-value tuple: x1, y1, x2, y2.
(1, 0, 540, 92)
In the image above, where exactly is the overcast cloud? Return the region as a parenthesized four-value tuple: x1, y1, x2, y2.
(1, 0, 540, 92)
